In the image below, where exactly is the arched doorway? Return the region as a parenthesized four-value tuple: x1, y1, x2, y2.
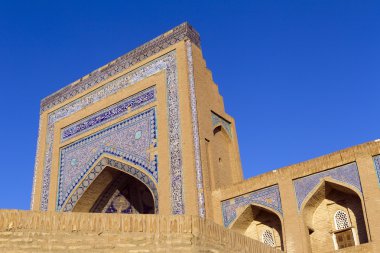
(61, 157, 158, 214)
(212, 125, 233, 188)
(230, 204, 284, 251)
(302, 180, 368, 252)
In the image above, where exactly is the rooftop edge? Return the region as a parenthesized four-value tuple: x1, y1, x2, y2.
(40, 22, 200, 113)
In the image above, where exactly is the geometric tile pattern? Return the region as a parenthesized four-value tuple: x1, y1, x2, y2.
(185, 40, 205, 218)
(36, 51, 185, 215)
(221, 185, 283, 227)
(293, 162, 362, 210)
(61, 157, 159, 213)
(58, 108, 157, 210)
(372, 155, 380, 185)
(61, 87, 156, 142)
(211, 112, 232, 136)
(40, 22, 200, 112)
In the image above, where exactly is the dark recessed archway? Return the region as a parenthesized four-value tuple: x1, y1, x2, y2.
(73, 166, 155, 214)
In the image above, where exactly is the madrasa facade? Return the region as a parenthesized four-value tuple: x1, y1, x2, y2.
(1, 23, 380, 253)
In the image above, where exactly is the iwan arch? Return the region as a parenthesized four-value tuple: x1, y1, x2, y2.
(1, 23, 380, 253)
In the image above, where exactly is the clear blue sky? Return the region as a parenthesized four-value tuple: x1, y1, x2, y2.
(0, 1, 379, 210)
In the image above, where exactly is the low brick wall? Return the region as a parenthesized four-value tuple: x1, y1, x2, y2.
(0, 210, 280, 252)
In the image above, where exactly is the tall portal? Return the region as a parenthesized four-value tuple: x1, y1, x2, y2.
(31, 23, 244, 219)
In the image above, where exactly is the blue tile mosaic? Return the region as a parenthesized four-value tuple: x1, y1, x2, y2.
(186, 41, 205, 218)
(372, 155, 380, 185)
(37, 51, 186, 215)
(57, 108, 157, 210)
(293, 162, 362, 210)
(221, 185, 282, 227)
(61, 87, 156, 142)
(62, 157, 159, 213)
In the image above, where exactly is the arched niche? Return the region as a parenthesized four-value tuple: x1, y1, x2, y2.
(301, 179, 369, 252)
(61, 157, 158, 214)
(212, 125, 233, 188)
(230, 204, 284, 251)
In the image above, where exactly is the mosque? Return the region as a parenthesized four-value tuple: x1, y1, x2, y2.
(0, 23, 379, 252)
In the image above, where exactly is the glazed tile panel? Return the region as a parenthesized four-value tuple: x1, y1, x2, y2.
(61, 87, 156, 142)
(38, 51, 186, 215)
(221, 185, 282, 227)
(185, 41, 205, 218)
(62, 157, 159, 213)
(58, 108, 157, 210)
(293, 162, 362, 210)
(373, 155, 380, 184)
(211, 112, 232, 136)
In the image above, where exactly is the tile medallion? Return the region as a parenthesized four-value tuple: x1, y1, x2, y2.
(372, 155, 380, 185)
(62, 157, 159, 213)
(36, 51, 185, 215)
(293, 162, 362, 210)
(221, 185, 282, 227)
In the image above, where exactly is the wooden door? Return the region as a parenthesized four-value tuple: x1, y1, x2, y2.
(335, 229, 355, 249)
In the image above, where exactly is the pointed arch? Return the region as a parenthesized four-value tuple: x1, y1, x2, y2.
(230, 203, 285, 251)
(60, 155, 158, 213)
(213, 124, 232, 141)
(301, 178, 369, 252)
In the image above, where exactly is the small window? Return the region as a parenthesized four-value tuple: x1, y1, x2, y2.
(334, 210, 351, 230)
(262, 229, 275, 247)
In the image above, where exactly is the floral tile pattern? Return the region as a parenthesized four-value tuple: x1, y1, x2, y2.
(58, 108, 157, 210)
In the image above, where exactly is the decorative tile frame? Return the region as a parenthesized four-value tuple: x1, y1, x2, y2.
(211, 112, 232, 137)
(293, 162, 363, 211)
(372, 155, 380, 185)
(34, 51, 186, 214)
(186, 41, 205, 218)
(61, 87, 156, 142)
(62, 157, 159, 213)
(57, 108, 157, 210)
(40, 22, 200, 112)
(221, 185, 283, 227)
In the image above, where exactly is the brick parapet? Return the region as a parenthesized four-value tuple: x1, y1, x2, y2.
(0, 210, 280, 253)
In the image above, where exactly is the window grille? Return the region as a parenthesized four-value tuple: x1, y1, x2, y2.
(262, 229, 275, 247)
(334, 210, 351, 230)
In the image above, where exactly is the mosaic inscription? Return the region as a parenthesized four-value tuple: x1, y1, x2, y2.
(221, 185, 283, 227)
(61, 87, 156, 141)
